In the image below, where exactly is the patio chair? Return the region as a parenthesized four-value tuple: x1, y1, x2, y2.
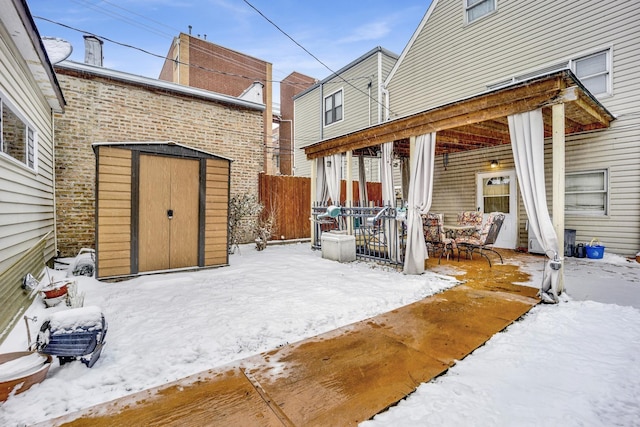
(456, 210, 484, 240)
(422, 213, 456, 263)
(455, 212, 505, 267)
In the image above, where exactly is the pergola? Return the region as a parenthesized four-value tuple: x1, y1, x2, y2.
(304, 70, 614, 293)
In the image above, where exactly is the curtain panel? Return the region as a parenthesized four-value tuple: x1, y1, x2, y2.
(508, 108, 561, 302)
(403, 133, 436, 275)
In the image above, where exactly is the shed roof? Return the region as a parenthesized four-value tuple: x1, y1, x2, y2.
(303, 70, 614, 159)
(92, 141, 234, 162)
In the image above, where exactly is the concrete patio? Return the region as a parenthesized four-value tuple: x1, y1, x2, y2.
(44, 251, 540, 426)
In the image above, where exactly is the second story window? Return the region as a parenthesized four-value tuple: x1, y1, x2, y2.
(572, 49, 611, 97)
(324, 89, 343, 126)
(465, 0, 497, 24)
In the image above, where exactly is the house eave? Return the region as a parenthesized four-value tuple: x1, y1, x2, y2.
(2, 0, 66, 112)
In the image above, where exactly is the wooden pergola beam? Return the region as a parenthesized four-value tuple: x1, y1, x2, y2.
(304, 71, 614, 160)
(305, 77, 566, 159)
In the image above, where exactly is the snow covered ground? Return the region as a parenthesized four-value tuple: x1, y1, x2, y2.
(0, 243, 639, 426)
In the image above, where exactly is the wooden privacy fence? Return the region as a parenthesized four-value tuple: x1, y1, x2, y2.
(258, 173, 383, 240)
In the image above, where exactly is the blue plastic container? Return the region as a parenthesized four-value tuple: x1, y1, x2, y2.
(586, 238, 605, 259)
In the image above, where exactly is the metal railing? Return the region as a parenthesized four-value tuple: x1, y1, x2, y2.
(311, 202, 406, 267)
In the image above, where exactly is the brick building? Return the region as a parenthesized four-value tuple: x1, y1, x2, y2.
(278, 72, 317, 175)
(159, 33, 275, 173)
(53, 60, 264, 257)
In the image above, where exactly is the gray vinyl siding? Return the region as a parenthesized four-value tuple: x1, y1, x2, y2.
(387, 0, 640, 256)
(293, 89, 322, 177)
(322, 53, 384, 139)
(388, 0, 638, 117)
(294, 49, 398, 178)
(0, 25, 56, 274)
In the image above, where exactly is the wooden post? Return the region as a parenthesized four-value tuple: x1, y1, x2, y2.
(409, 136, 416, 178)
(552, 103, 565, 293)
(346, 151, 353, 235)
(310, 159, 317, 246)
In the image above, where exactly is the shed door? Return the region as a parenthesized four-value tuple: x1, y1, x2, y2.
(139, 154, 199, 272)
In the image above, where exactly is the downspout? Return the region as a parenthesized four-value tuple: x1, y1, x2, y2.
(368, 79, 372, 127)
(377, 51, 383, 124)
(320, 83, 324, 140)
(51, 109, 58, 257)
(382, 86, 390, 121)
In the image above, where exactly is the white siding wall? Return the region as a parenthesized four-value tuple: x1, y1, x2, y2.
(293, 89, 321, 177)
(388, 0, 640, 255)
(0, 26, 56, 273)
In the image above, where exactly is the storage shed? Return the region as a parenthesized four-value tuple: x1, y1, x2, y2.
(93, 142, 231, 279)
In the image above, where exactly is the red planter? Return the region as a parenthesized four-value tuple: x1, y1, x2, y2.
(42, 283, 68, 299)
(0, 352, 52, 402)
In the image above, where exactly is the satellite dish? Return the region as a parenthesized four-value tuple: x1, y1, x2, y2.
(41, 37, 73, 64)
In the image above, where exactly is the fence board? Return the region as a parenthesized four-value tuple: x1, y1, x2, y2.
(259, 174, 382, 240)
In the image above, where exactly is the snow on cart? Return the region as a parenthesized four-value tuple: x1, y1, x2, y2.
(35, 306, 107, 368)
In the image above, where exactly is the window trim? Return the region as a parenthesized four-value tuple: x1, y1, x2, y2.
(569, 48, 613, 98)
(464, 0, 497, 25)
(323, 88, 344, 127)
(0, 91, 38, 172)
(486, 46, 613, 97)
(565, 169, 609, 217)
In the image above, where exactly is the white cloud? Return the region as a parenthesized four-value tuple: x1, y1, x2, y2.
(338, 21, 390, 44)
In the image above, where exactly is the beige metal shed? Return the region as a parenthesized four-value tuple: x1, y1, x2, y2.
(93, 142, 231, 279)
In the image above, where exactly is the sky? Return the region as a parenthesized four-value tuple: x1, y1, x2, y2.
(27, 0, 431, 90)
(0, 243, 639, 425)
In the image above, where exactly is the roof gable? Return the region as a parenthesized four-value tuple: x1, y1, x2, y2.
(384, 0, 439, 87)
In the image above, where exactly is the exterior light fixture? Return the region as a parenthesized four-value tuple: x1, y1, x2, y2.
(490, 159, 499, 168)
(443, 152, 449, 170)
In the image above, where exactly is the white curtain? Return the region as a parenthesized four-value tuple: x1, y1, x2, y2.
(403, 133, 436, 274)
(381, 142, 394, 204)
(508, 109, 561, 303)
(325, 153, 342, 205)
(358, 155, 368, 206)
(315, 158, 328, 202)
(380, 142, 400, 261)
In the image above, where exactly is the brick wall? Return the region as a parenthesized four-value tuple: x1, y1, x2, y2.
(280, 72, 317, 175)
(53, 67, 264, 257)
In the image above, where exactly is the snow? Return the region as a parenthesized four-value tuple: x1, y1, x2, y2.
(0, 353, 48, 382)
(0, 243, 639, 426)
(46, 306, 104, 333)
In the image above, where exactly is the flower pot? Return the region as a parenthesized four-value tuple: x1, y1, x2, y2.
(42, 283, 68, 299)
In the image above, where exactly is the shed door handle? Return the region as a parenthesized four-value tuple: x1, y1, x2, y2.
(167, 209, 174, 219)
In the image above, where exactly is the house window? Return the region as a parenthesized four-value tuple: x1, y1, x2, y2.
(465, 0, 496, 24)
(565, 170, 608, 216)
(324, 90, 343, 126)
(571, 49, 611, 96)
(0, 96, 37, 170)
